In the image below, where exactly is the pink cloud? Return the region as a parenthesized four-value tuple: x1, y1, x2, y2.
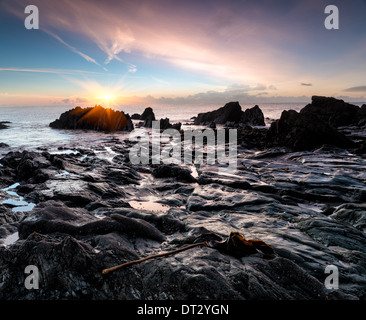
(4, 0, 299, 84)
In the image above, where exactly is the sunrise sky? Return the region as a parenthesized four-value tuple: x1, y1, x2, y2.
(1, 0, 366, 107)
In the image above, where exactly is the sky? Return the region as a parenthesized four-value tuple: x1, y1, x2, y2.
(0, 0, 366, 107)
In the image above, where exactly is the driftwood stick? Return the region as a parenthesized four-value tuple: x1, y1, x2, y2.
(102, 242, 207, 275)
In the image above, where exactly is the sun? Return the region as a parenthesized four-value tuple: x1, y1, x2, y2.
(101, 94, 114, 101)
(96, 93, 117, 106)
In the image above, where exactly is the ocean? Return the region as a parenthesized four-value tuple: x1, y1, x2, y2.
(0, 102, 330, 152)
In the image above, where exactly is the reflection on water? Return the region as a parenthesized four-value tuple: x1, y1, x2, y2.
(129, 200, 171, 213)
(1, 182, 36, 213)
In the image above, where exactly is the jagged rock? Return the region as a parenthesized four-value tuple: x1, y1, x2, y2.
(240, 105, 265, 126)
(158, 118, 181, 130)
(49, 105, 134, 132)
(194, 102, 265, 127)
(140, 107, 155, 121)
(355, 104, 366, 126)
(0, 151, 52, 183)
(194, 102, 243, 125)
(267, 109, 354, 151)
(141, 107, 156, 127)
(300, 96, 360, 127)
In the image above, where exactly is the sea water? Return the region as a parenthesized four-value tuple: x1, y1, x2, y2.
(0, 102, 331, 153)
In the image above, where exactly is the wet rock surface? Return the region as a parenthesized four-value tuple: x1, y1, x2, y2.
(1, 116, 366, 300)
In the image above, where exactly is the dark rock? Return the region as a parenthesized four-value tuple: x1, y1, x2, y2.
(298, 217, 366, 253)
(123, 209, 186, 235)
(0, 121, 10, 130)
(0, 150, 52, 183)
(355, 104, 366, 126)
(193, 102, 265, 127)
(103, 166, 141, 185)
(158, 118, 171, 130)
(267, 109, 354, 151)
(140, 107, 156, 127)
(355, 141, 366, 154)
(0, 142, 9, 148)
(143, 117, 182, 130)
(49, 105, 134, 132)
(331, 203, 366, 231)
(140, 107, 155, 121)
(18, 201, 166, 242)
(2, 128, 366, 300)
(194, 101, 242, 125)
(237, 126, 268, 149)
(131, 113, 141, 120)
(209, 121, 216, 129)
(152, 164, 196, 183)
(158, 118, 181, 130)
(0, 167, 16, 188)
(300, 96, 360, 127)
(240, 105, 265, 126)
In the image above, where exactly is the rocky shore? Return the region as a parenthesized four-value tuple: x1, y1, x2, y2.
(1, 96, 366, 300)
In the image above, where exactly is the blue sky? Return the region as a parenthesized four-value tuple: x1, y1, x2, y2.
(1, 0, 366, 107)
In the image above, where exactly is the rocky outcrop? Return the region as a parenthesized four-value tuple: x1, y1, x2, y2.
(240, 105, 265, 126)
(49, 105, 134, 132)
(355, 104, 366, 126)
(157, 118, 182, 130)
(194, 102, 242, 125)
(139, 108, 180, 130)
(267, 109, 354, 151)
(194, 102, 265, 126)
(0, 121, 10, 130)
(300, 96, 360, 127)
(0, 150, 60, 184)
(140, 107, 156, 128)
(140, 107, 155, 121)
(130, 113, 141, 120)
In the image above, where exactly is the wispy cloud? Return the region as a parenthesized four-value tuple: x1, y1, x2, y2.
(344, 85, 366, 92)
(128, 64, 137, 73)
(0, 67, 104, 75)
(3, 0, 300, 83)
(44, 30, 101, 66)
